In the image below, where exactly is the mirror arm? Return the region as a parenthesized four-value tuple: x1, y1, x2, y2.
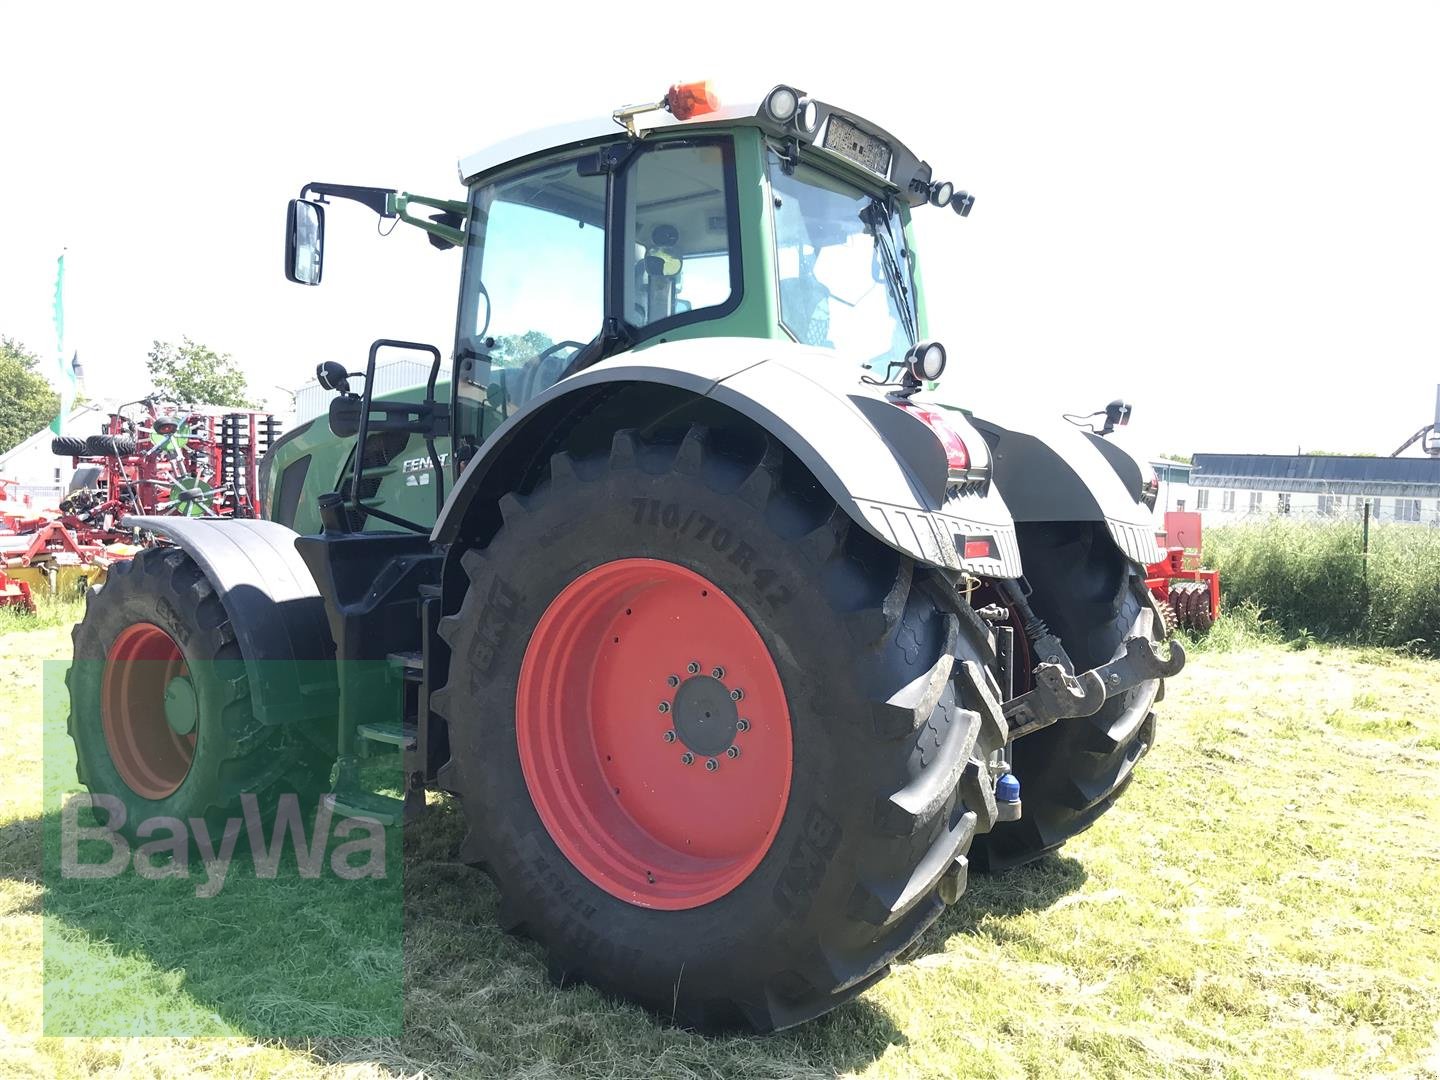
(388, 192, 468, 248)
(300, 182, 398, 218)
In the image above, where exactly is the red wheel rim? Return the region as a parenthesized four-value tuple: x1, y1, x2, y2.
(517, 559, 793, 910)
(101, 622, 195, 799)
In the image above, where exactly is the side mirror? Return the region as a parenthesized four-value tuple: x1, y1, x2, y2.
(285, 199, 325, 285)
(328, 393, 363, 438)
(316, 361, 351, 393)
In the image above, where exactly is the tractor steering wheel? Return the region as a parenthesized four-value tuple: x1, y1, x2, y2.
(524, 340, 590, 400)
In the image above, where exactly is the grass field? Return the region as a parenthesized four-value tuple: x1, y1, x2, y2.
(3, 609, 1439, 1078)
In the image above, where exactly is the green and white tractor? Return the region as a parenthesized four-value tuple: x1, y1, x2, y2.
(66, 81, 1184, 1031)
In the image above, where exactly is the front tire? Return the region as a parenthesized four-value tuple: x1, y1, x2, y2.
(433, 425, 1008, 1032)
(67, 548, 321, 839)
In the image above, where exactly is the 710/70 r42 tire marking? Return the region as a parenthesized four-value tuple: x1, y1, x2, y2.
(632, 498, 792, 610)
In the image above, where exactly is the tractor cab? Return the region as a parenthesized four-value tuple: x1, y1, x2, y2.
(285, 82, 975, 493)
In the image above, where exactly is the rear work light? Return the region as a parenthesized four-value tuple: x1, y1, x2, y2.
(895, 403, 970, 478)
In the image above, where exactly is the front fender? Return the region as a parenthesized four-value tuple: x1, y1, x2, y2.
(123, 517, 337, 724)
(963, 410, 1165, 565)
(432, 337, 1021, 577)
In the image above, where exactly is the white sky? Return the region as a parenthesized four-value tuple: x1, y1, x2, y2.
(2, 1, 1437, 457)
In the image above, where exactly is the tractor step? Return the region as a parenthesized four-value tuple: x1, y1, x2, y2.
(356, 721, 417, 750)
(322, 790, 405, 826)
(386, 650, 423, 682)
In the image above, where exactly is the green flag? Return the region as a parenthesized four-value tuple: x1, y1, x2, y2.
(50, 252, 76, 435)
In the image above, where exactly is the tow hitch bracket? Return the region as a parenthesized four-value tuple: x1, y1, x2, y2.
(1004, 635, 1185, 741)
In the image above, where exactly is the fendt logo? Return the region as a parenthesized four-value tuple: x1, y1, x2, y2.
(60, 792, 386, 898)
(402, 453, 449, 486)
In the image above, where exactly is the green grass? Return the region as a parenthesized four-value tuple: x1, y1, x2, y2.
(1204, 520, 1440, 654)
(3, 614, 1440, 1077)
(0, 592, 84, 636)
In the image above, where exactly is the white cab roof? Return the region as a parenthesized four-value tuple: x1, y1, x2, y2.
(457, 101, 761, 183)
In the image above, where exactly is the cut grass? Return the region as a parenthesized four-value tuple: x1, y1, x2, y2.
(2, 615, 1439, 1077)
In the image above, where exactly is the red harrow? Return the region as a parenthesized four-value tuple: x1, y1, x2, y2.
(1145, 510, 1220, 632)
(1, 398, 280, 605)
(50, 395, 280, 537)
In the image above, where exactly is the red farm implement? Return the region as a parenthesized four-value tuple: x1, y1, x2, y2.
(1, 398, 280, 605)
(51, 395, 280, 537)
(0, 480, 35, 610)
(1145, 510, 1220, 632)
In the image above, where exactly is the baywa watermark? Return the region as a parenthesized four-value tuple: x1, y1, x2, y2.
(60, 792, 386, 898)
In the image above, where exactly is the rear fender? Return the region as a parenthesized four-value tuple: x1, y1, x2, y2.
(964, 413, 1164, 565)
(431, 338, 1021, 577)
(124, 517, 337, 724)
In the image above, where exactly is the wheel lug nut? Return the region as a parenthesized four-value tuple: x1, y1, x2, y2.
(711, 666, 725, 679)
(726, 746, 740, 759)
(663, 730, 676, 743)
(705, 758, 719, 771)
(730, 688, 743, 701)
(687, 661, 700, 674)
(658, 701, 671, 713)
(737, 718, 750, 732)
(681, 752, 694, 766)
(666, 674, 680, 687)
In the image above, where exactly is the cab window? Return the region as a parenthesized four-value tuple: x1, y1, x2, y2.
(622, 140, 740, 334)
(458, 156, 606, 431)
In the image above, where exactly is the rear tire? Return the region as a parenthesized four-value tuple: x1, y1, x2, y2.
(971, 523, 1161, 872)
(433, 425, 1008, 1032)
(67, 547, 323, 841)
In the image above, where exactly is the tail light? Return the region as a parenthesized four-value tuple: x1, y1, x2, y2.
(962, 537, 995, 561)
(1142, 468, 1160, 510)
(894, 403, 970, 479)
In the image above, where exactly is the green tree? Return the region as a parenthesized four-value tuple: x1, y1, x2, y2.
(1159, 452, 1193, 465)
(147, 337, 255, 407)
(488, 330, 554, 367)
(0, 337, 61, 454)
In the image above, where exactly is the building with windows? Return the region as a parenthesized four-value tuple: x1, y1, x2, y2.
(1150, 458, 1195, 515)
(1189, 453, 1440, 525)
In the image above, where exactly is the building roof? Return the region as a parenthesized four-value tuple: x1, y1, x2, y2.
(1150, 460, 1191, 483)
(1192, 453, 1440, 498)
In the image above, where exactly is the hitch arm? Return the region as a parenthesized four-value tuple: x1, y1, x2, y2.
(1004, 635, 1186, 741)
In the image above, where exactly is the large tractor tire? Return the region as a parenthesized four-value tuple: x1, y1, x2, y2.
(971, 523, 1162, 872)
(433, 425, 1009, 1032)
(67, 547, 321, 840)
(85, 434, 138, 457)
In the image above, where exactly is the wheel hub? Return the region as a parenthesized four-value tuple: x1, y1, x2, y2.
(670, 673, 739, 758)
(163, 676, 198, 736)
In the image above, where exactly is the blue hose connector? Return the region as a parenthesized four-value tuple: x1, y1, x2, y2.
(996, 772, 1021, 803)
(995, 772, 1022, 822)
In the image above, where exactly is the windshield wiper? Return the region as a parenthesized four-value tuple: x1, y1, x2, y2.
(864, 199, 918, 346)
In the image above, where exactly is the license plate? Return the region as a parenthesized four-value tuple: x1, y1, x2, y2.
(822, 115, 892, 177)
